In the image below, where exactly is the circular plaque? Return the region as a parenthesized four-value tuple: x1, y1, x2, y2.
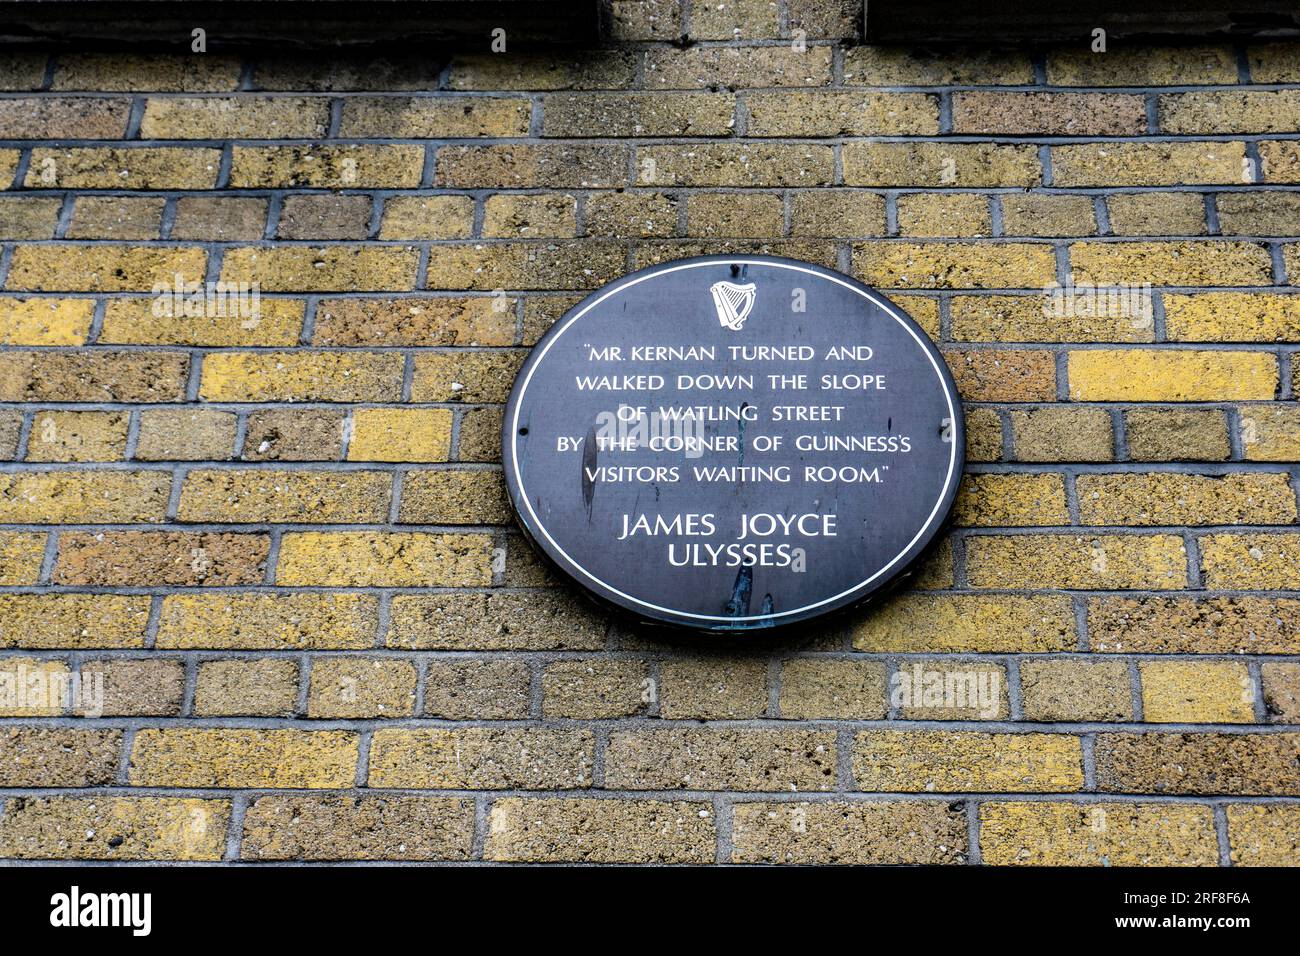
(503, 255, 964, 632)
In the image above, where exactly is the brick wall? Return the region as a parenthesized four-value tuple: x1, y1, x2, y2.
(0, 0, 1298, 865)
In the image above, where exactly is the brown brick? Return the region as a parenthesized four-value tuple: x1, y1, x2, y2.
(171, 197, 269, 242)
(53, 53, 241, 91)
(951, 294, 1148, 344)
(1217, 192, 1300, 236)
(954, 91, 1146, 135)
(1140, 660, 1254, 723)
(0, 796, 230, 861)
(1200, 533, 1300, 590)
(0, 53, 49, 90)
(483, 194, 577, 239)
(732, 800, 965, 864)
(853, 594, 1077, 653)
(437, 143, 626, 189)
(0, 96, 129, 137)
(255, 53, 445, 91)
(178, 469, 392, 523)
(967, 534, 1187, 590)
(659, 656, 768, 719)
(229, 145, 424, 188)
(26, 147, 220, 189)
(999, 194, 1097, 238)
(277, 194, 372, 240)
(1249, 43, 1300, 82)
(276, 532, 494, 587)
(1161, 90, 1300, 134)
(632, 238, 837, 269)
(1096, 732, 1300, 795)
(308, 657, 417, 718)
(388, 592, 606, 651)
(1088, 596, 1300, 654)
(200, 350, 404, 401)
(55, 531, 268, 586)
(964, 406, 1003, 462)
(425, 241, 626, 290)
(398, 469, 511, 524)
(686, 192, 784, 238)
(76, 659, 181, 717)
(129, 729, 358, 788)
(896, 193, 990, 238)
(66, 196, 164, 240)
(789, 190, 885, 237)
(0, 197, 61, 239)
(0, 594, 150, 649)
(785, 0, 859, 38)
(1020, 660, 1133, 722)
(369, 728, 594, 789)
(25, 410, 128, 462)
(194, 659, 299, 716)
(690, 0, 778, 38)
(242, 408, 345, 461)
(1124, 408, 1230, 462)
(843, 142, 1040, 188)
(980, 802, 1217, 866)
(586, 191, 679, 238)
(1107, 192, 1207, 236)
(424, 659, 531, 719)
(411, 350, 525, 403)
(605, 728, 836, 791)
(1052, 142, 1246, 187)
(315, 296, 513, 346)
(637, 143, 834, 187)
(455, 408, 504, 463)
(746, 90, 938, 136)
(1046, 46, 1238, 85)
(944, 349, 1057, 402)
(610, 0, 681, 40)
(487, 798, 714, 864)
(448, 53, 637, 91)
(158, 593, 378, 650)
(779, 659, 887, 719)
(542, 659, 648, 718)
(1261, 663, 1300, 722)
(855, 731, 1083, 792)
(341, 96, 529, 137)
(858, 244, 1056, 290)
(543, 92, 734, 136)
(1227, 804, 1300, 866)
(135, 409, 238, 461)
(0, 471, 171, 523)
(0, 728, 121, 786)
(644, 45, 832, 88)
(243, 796, 475, 861)
(844, 46, 1033, 85)
(6, 244, 205, 292)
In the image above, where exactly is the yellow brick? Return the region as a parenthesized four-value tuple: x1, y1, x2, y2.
(379, 195, 475, 240)
(964, 406, 1003, 462)
(851, 594, 1076, 653)
(853, 242, 1056, 289)
(744, 90, 939, 136)
(1107, 192, 1206, 236)
(896, 193, 990, 238)
(0, 532, 45, 585)
(141, 96, 329, 137)
(1011, 407, 1115, 462)
(950, 294, 1150, 343)
(52, 53, 242, 91)
(855, 731, 1083, 792)
(0, 471, 170, 523)
(398, 469, 511, 524)
(1070, 241, 1271, 287)
(1140, 661, 1254, 723)
(129, 729, 358, 788)
(410, 350, 526, 403)
(348, 408, 454, 462)
(1047, 46, 1237, 85)
(0, 594, 150, 649)
(636, 143, 833, 187)
(1019, 660, 1133, 721)
(0, 656, 69, 716)
(220, 245, 418, 293)
(1051, 142, 1247, 187)
(100, 297, 303, 346)
(1068, 350, 1277, 401)
(844, 46, 1034, 85)
(424, 241, 626, 290)
(199, 351, 404, 402)
(1199, 533, 1300, 590)
(0, 298, 95, 344)
(369, 728, 594, 788)
(1227, 805, 1300, 866)
(482, 194, 578, 239)
(26, 411, 128, 462)
(25, 147, 221, 189)
(1078, 473, 1297, 526)
(0, 797, 232, 861)
(1241, 406, 1300, 461)
(842, 142, 1040, 187)
(276, 532, 494, 586)
(5, 245, 206, 292)
(308, 657, 417, 718)
(686, 192, 784, 238)
(980, 802, 1218, 866)
(1260, 141, 1300, 183)
(177, 469, 392, 522)
(343, 96, 530, 136)
(1164, 292, 1300, 343)
(953, 473, 1069, 526)
(229, 144, 424, 188)
(486, 797, 714, 864)
(0, 149, 17, 186)
(157, 593, 378, 649)
(967, 534, 1187, 589)
(1160, 90, 1300, 134)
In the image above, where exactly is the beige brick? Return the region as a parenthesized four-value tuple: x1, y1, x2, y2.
(66, 196, 164, 240)
(1227, 804, 1300, 866)
(0, 96, 129, 137)
(844, 46, 1033, 85)
(1020, 660, 1132, 722)
(1125, 408, 1230, 462)
(542, 92, 735, 136)
(171, 196, 268, 242)
(1161, 90, 1300, 134)
(483, 194, 577, 239)
(0, 471, 171, 523)
(0, 197, 61, 239)
(229, 145, 424, 188)
(54, 531, 267, 586)
(25, 411, 127, 462)
(0, 797, 230, 861)
(967, 534, 1187, 590)
(944, 349, 1058, 401)
(178, 469, 391, 523)
(779, 659, 887, 719)
(852, 594, 1077, 653)
(341, 96, 529, 137)
(437, 143, 627, 188)
(0, 351, 188, 403)
(686, 192, 784, 238)
(0, 729, 120, 786)
(410, 349, 526, 403)
(278, 194, 371, 241)
(0, 594, 150, 649)
(610, 0, 681, 40)
(6, 244, 206, 292)
(1078, 472, 1296, 526)
(315, 296, 513, 346)
(399, 469, 510, 525)
(424, 659, 531, 719)
(1241, 406, 1300, 461)
(643, 45, 832, 88)
(82, 659, 184, 717)
(1217, 192, 1300, 236)
(424, 241, 626, 290)
(746, 90, 938, 136)
(980, 802, 1217, 866)
(542, 659, 648, 718)
(1000, 194, 1097, 237)
(605, 728, 835, 791)
(855, 731, 1083, 792)
(158, 593, 378, 650)
(308, 657, 417, 718)
(379, 195, 475, 240)
(243, 408, 345, 461)
(347, 408, 453, 462)
(789, 190, 885, 237)
(0, 656, 69, 716)
(243, 796, 475, 861)
(659, 657, 768, 719)
(855, 243, 1056, 290)
(1259, 141, 1300, 183)
(1052, 142, 1247, 187)
(586, 191, 678, 238)
(1095, 732, 1300, 795)
(952, 294, 1148, 344)
(135, 409, 238, 461)
(896, 193, 990, 238)
(1165, 292, 1300, 343)
(130, 729, 358, 788)
(141, 96, 328, 137)
(893, 660, 1009, 720)
(953, 473, 1069, 526)
(369, 728, 594, 788)
(1046, 46, 1238, 85)
(26, 147, 220, 189)
(1068, 350, 1277, 401)
(276, 532, 494, 587)
(843, 142, 1040, 188)
(1088, 596, 1300, 654)
(637, 143, 834, 187)
(690, 0, 778, 38)
(954, 91, 1146, 135)
(732, 800, 966, 864)
(1107, 192, 1206, 235)
(194, 659, 299, 716)
(487, 798, 714, 864)
(389, 592, 606, 650)
(1200, 533, 1300, 590)
(199, 350, 404, 401)
(53, 54, 241, 91)
(1140, 660, 1254, 723)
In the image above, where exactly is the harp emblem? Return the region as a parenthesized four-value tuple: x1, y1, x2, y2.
(709, 280, 757, 331)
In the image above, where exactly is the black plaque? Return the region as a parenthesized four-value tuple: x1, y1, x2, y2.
(503, 255, 964, 632)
